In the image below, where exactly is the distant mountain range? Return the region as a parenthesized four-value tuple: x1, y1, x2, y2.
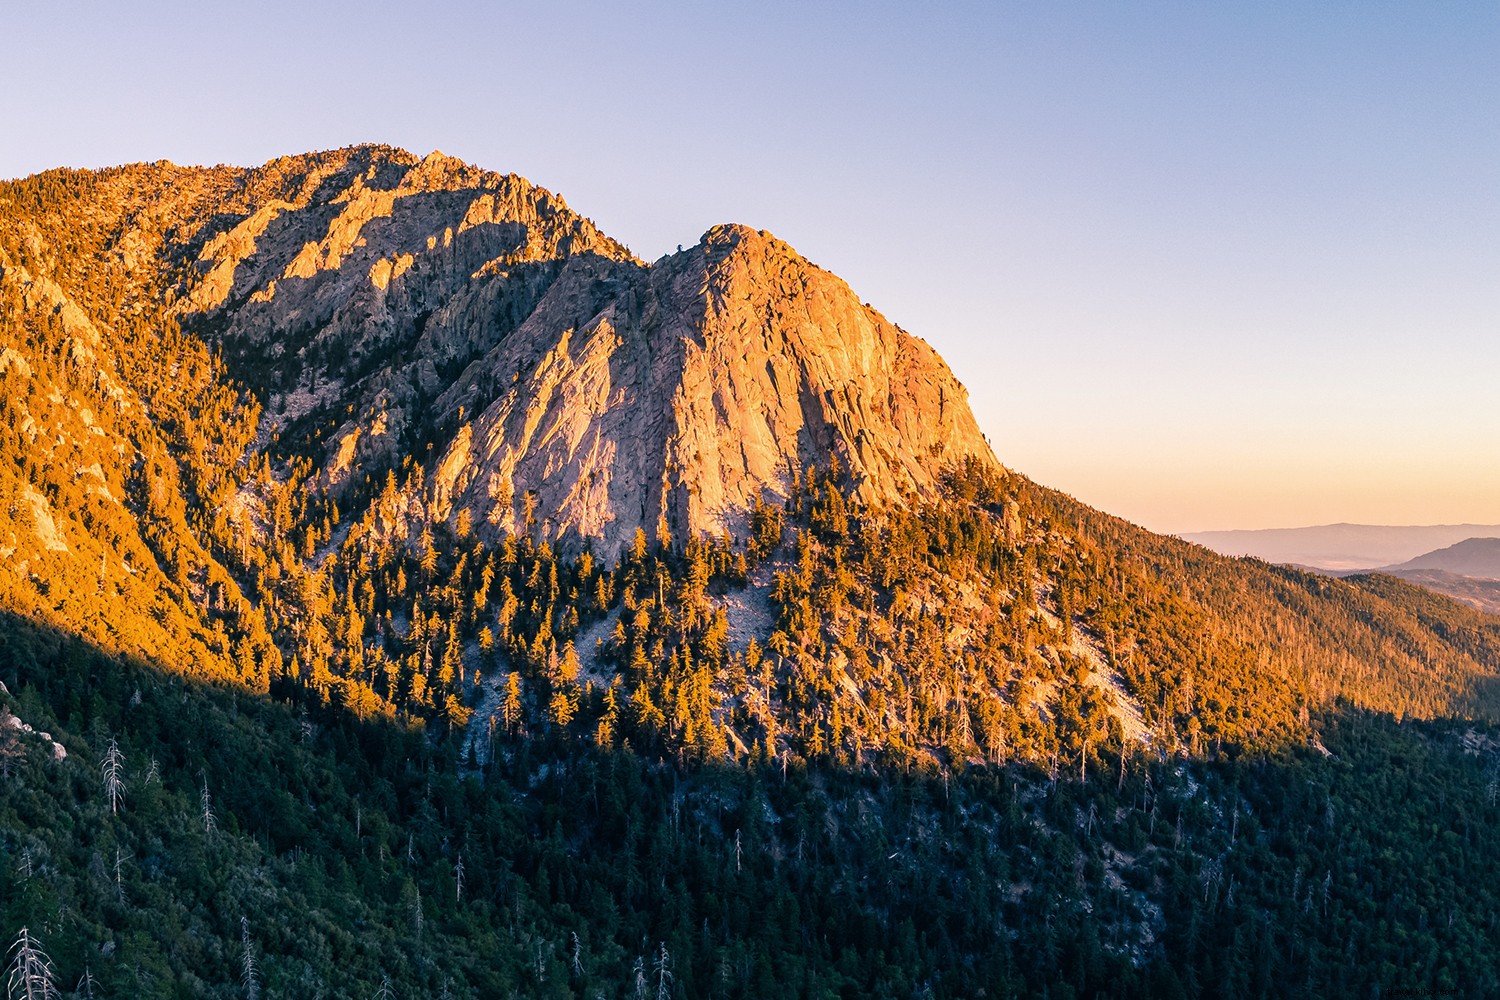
(1382, 536, 1500, 579)
(1185, 526, 1500, 615)
(1182, 523, 1500, 571)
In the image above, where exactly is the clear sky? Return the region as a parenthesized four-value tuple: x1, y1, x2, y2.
(4, 1, 1497, 532)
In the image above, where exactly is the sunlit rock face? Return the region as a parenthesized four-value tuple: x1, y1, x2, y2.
(403, 221, 998, 560)
(117, 145, 995, 559)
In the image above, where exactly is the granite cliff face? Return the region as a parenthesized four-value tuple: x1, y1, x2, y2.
(158, 146, 997, 557)
(0, 142, 1000, 693)
(412, 222, 995, 557)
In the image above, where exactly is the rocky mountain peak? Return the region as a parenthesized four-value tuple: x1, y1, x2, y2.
(6, 147, 1000, 560)
(408, 213, 997, 558)
(167, 151, 1000, 558)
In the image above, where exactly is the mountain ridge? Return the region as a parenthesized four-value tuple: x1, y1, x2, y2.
(3, 145, 1500, 763)
(1182, 522, 1500, 571)
(116, 146, 998, 559)
(1380, 535, 1500, 578)
(4, 145, 1500, 996)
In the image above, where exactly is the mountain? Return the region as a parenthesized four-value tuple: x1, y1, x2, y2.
(5, 144, 1497, 743)
(1184, 528, 1500, 612)
(2, 147, 1500, 996)
(164, 147, 993, 560)
(1181, 522, 1500, 571)
(1382, 536, 1500, 578)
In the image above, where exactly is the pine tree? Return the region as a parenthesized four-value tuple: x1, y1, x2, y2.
(101, 738, 125, 815)
(632, 957, 648, 1000)
(502, 673, 524, 734)
(596, 684, 620, 747)
(240, 917, 259, 1000)
(653, 942, 672, 1000)
(548, 686, 576, 730)
(6, 927, 57, 1000)
(201, 777, 218, 836)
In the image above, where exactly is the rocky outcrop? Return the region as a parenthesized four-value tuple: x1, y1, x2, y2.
(418, 223, 997, 557)
(179, 149, 633, 380)
(665, 224, 991, 534)
(48, 145, 998, 560)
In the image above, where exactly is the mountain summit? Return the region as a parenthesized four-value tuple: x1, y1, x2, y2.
(1382, 536, 1500, 579)
(148, 145, 995, 557)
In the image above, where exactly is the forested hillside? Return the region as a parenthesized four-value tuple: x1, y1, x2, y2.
(2, 150, 1499, 996)
(2, 611, 1497, 998)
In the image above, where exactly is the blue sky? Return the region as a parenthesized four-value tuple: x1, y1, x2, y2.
(4, 1, 1497, 531)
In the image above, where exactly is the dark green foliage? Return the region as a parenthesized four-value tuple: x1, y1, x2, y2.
(0, 611, 1497, 998)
